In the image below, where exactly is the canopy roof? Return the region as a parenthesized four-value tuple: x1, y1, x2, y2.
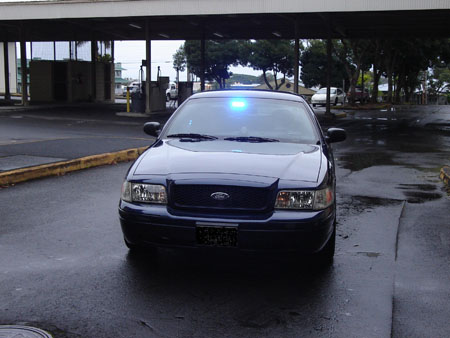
(0, 0, 449, 41)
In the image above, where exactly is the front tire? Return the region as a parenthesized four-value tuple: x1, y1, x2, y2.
(166, 93, 171, 102)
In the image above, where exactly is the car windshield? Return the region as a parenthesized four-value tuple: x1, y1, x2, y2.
(316, 88, 336, 94)
(162, 97, 318, 144)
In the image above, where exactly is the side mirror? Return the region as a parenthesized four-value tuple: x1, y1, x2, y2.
(326, 128, 346, 143)
(143, 122, 161, 137)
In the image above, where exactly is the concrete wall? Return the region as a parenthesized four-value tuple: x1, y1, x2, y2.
(95, 62, 105, 101)
(29, 60, 108, 102)
(1, 0, 448, 20)
(0, 42, 18, 94)
(69, 61, 92, 102)
(29, 60, 53, 102)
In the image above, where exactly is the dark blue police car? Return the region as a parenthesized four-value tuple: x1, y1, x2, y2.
(119, 90, 346, 265)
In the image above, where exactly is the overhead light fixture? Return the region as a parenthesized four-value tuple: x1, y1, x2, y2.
(213, 32, 224, 38)
(272, 32, 282, 37)
(158, 33, 170, 39)
(129, 23, 142, 29)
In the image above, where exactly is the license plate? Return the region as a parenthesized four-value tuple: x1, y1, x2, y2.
(196, 222, 238, 247)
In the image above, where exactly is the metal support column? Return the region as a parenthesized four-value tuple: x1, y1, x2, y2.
(91, 40, 97, 101)
(3, 41, 11, 101)
(111, 40, 115, 101)
(294, 22, 299, 95)
(200, 37, 205, 92)
(325, 36, 332, 115)
(145, 21, 152, 114)
(20, 37, 28, 106)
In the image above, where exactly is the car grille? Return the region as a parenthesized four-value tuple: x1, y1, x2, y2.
(170, 184, 273, 212)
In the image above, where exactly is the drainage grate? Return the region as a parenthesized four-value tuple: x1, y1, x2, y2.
(0, 325, 53, 338)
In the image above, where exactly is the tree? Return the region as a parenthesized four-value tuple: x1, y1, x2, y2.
(332, 39, 371, 105)
(76, 41, 111, 62)
(172, 48, 186, 73)
(300, 39, 347, 89)
(366, 39, 385, 103)
(173, 40, 240, 88)
(386, 39, 449, 103)
(241, 40, 295, 90)
(428, 64, 450, 98)
(227, 73, 261, 85)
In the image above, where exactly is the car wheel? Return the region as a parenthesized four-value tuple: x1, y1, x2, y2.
(313, 223, 335, 266)
(124, 238, 158, 256)
(333, 98, 338, 106)
(166, 93, 171, 102)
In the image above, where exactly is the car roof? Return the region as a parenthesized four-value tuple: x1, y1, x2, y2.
(189, 89, 306, 102)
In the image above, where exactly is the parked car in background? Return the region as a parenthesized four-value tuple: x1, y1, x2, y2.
(347, 87, 370, 103)
(311, 87, 345, 107)
(123, 81, 141, 96)
(166, 82, 178, 101)
(119, 90, 347, 266)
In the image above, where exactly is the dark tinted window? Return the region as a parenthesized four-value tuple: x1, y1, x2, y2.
(163, 97, 318, 144)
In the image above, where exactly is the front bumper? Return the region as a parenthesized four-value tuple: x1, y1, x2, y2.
(119, 201, 335, 253)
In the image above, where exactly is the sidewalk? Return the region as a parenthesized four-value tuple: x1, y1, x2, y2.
(0, 103, 174, 186)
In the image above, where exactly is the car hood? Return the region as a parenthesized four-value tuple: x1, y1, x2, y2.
(133, 139, 322, 183)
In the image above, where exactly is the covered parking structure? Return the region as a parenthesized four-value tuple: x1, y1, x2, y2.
(1, 0, 449, 113)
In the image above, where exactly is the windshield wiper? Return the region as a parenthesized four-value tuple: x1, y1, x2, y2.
(166, 133, 218, 140)
(224, 136, 279, 143)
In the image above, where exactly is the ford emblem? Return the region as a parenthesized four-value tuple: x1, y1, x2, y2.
(210, 192, 230, 201)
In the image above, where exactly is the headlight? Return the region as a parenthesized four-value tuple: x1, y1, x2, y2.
(275, 187, 334, 210)
(121, 181, 167, 204)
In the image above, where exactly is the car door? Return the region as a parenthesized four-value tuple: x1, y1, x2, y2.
(337, 89, 344, 104)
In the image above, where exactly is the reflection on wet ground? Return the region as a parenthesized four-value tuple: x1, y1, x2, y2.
(351, 195, 403, 207)
(397, 183, 437, 191)
(402, 191, 443, 204)
(396, 183, 445, 202)
(337, 195, 403, 218)
(338, 152, 397, 171)
(328, 117, 450, 155)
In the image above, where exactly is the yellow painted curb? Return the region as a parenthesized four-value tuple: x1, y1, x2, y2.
(440, 166, 450, 186)
(0, 146, 148, 186)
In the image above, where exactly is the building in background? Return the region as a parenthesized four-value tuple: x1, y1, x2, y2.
(114, 62, 128, 96)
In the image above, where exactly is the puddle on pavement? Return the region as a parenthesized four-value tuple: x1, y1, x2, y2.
(403, 191, 442, 203)
(397, 183, 437, 192)
(340, 196, 403, 215)
(352, 195, 403, 207)
(338, 152, 397, 171)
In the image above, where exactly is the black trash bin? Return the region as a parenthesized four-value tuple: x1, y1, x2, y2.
(131, 82, 146, 113)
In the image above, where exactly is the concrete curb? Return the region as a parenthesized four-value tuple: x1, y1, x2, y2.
(0, 146, 148, 186)
(334, 112, 347, 118)
(440, 166, 450, 186)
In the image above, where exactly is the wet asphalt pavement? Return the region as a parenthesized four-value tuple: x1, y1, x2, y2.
(0, 105, 449, 337)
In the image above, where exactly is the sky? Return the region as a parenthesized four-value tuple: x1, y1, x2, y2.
(114, 40, 261, 82)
